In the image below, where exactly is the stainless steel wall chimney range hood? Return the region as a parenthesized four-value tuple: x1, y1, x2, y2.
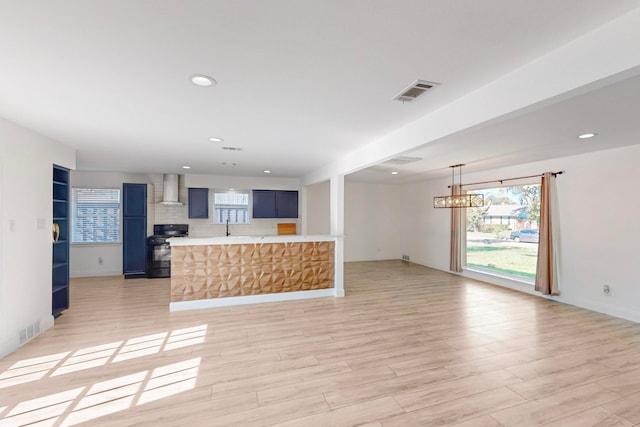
(159, 173, 183, 205)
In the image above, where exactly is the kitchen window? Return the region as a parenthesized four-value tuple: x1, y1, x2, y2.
(213, 192, 250, 224)
(72, 188, 121, 243)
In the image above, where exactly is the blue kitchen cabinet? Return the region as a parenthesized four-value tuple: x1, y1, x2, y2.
(252, 190, 277, 218)
(252, 190, 298, 218)
(275, 190, 298, 218)
(123, 183, 147, 279)
(188, 188, 209, 219)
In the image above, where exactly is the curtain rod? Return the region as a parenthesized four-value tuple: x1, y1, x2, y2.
(448, 171, 564, 188)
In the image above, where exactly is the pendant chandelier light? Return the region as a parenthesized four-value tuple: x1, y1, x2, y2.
(433, 164, 484, 208)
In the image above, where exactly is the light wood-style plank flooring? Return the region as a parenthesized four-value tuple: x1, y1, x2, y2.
(1, 260, 640, 426)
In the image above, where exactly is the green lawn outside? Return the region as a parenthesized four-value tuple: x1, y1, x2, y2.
(466, 242, 538, 279)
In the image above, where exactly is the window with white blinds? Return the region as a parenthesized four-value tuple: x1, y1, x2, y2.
(72, 188, 121, 243)
(213, 192, 249, 224)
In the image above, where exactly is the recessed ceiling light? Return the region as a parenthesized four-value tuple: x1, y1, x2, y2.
(264, 170, 271, 174)
(391, 171, 399, 175)
(191, 74, 216, 87)
(578, 133, 597, 139)
(209, 137, 224, 142)
(182, 165, 191, 169)
(229, 188, 235, 191)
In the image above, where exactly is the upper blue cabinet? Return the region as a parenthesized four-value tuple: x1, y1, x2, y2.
(122, 183, 147, 217)
(252, 190, 298, 218)
(252, 190, 276, 219)
(188, 188, 209, 219)
(275, 190, 298, 218)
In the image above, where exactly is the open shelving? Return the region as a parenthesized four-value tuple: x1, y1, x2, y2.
(52, 165, 69, 317)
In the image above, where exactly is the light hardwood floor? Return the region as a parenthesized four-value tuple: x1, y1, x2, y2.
(1, 260, 640, 426)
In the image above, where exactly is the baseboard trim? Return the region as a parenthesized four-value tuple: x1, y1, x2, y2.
(170, 288, 337, 312)
(70, 270, 121, 278)
(411, 260, 640, 325)
(560, 297, 640, 324)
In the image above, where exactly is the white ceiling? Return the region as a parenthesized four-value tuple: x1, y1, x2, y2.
(1, 1, 639, 179)
(350, 70, 640, 183)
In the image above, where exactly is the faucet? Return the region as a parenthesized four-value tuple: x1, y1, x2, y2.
(226, 217, 230, 236)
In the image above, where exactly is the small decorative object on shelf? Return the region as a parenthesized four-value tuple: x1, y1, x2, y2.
(52, 223, 60, 242)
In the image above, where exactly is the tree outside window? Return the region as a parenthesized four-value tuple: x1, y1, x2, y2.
(465, 184, 540, 281)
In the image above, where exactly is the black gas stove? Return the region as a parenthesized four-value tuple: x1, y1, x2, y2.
(147, 224, 188, 278)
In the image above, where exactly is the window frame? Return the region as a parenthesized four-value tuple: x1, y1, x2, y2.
(463, 178, 541, 284)
(212, 190, 251, 225)
(71, 187, 121, 245)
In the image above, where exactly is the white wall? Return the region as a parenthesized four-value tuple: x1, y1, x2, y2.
(344, 180, 401, 262)
(305, 180, 330, 235)
(400, 144, 640, 323)
(185, 173, 300, 191)
(0, 117, 76, 358)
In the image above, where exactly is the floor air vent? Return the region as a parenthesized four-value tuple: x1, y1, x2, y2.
(19, 321, 41, 344)
(393, 80, 440, 103)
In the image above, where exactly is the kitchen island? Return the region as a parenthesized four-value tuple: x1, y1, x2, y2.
(168, 235, 341, 311)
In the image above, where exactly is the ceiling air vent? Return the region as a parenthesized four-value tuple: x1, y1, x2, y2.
(221, 146, 243, 151)
(382, 156, 423, 166)
(392, 80, 440, 103)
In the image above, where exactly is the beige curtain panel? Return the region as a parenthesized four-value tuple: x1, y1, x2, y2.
(535, 172, 559, 295)
(449, 184, 464, 272)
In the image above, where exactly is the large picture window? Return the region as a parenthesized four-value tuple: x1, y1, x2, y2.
(465, 183, 540, 281)
(72, 188, 121, 243)
(213, 192, 249, 224)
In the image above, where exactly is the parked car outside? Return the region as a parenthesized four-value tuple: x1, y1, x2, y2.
(510, 229, 539, 243)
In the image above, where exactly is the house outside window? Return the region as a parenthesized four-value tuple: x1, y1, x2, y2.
(72, 188, 121, 243)
(465, 184, 540, 281)
(213, 192, 249, 224)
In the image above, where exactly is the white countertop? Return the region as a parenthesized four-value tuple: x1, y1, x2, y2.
(168, 235, 339, 246)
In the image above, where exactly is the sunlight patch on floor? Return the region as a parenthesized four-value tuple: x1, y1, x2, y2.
(0, 387, 84, 427)
(0, 358, 202, 427)
(0, 352, 70, 389)
(0, 325, 208, 390)
(52, 341, 123, 376)
(137, 357, 201, 406)
(165, 325, 208, 351)
(112, 332, 168, 363)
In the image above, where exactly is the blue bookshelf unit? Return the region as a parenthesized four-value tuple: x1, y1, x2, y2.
(52, 165, 70, 317)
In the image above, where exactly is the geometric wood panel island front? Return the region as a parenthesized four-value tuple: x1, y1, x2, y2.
(171, 240, 334, 302)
